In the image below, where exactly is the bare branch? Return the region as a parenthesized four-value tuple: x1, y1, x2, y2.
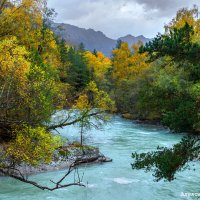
(0, 161, 85, 191)
(47, 111, 104, 130)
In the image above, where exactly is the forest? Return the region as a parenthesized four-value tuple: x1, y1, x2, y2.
(0, 0, 200, 193)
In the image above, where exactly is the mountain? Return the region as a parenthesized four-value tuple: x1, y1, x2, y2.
(51, 23, 151, 57)
(119, 34, 151, 47)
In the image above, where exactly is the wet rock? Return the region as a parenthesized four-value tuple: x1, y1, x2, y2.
(0, 145, 112, 176)
(96, 156, 112, 163)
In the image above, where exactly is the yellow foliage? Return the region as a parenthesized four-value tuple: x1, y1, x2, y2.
(0, 37, 30, 88)
(84, 51, 111, 82)
(0, 1, 67, 168)
(165, 6, 200, 43)
(5, 125, 62, 166)
(95, 90, 115, 111)
(0, 0, 60, 68)
(112, 42, 149, 83)
(73, 81, 115, 112)
(112, 43, 131, 81)
(74, 94, 90, 110)
(1, 0, 43, 49)
(40, 29, 61, 68)
(86, 81, 99, 93)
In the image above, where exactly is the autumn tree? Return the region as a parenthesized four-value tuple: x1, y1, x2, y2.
(110, 42, 149, 114)
(84, 51, 111, 89)
(0, 0, 82, 190)
(72, 81, 115, 146)
(0, 0, 116, 190)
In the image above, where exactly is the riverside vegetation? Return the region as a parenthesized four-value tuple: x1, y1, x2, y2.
(0, 0, 200, 190)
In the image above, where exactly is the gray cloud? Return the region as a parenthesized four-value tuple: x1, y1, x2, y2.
(134, 0, 184, 10)
(47, 0, 200, 39)
(134, 0, 199, 17)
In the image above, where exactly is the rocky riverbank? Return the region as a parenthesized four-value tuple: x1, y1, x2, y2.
(1, 144, 112, 176)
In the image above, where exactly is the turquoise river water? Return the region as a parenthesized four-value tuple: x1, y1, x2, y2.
(0, 116, 199, 200)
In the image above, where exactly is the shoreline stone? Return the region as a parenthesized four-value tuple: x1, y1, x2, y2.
(0, 146, 112, 177)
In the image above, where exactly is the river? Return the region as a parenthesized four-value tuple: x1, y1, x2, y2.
(0, 116, 199, 200)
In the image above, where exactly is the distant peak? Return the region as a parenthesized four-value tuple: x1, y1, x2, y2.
(126, 34, 133, 37)
(87, 28, 94, 31)
(137, 35, 145, 38)
(86, 28, 107, 37)
(118, 34, 149, 42)
(120, 34, 134, 38)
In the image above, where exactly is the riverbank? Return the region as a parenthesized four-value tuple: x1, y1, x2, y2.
(121, 113, 161, 125)
(121, 112, 200, 134)
(0, 144, 112, 177)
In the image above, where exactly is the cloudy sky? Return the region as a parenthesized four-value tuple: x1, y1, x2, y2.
(47, 0, 200, 39)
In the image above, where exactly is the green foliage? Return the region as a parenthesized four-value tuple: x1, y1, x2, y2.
(121, 9, 200, 132)
(115, 39, 122, 49)
(161, 101, 197, 132)
(139, 23, 200, 81)
(131, 7, 200, 181)
(112, 80, 137, 114)
(132, 136, 200, 181)
(58, 44, 90, 91)
(140, 23, 196, 62)
(134, 61, 199, 131)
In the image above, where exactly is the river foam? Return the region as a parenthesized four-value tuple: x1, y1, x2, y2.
(113, 177, 139, 184)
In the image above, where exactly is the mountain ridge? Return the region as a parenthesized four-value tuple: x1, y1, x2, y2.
(51, 22, 151, 56)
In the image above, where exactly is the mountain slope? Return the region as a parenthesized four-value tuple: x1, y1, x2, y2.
(52, 23, 151, 56)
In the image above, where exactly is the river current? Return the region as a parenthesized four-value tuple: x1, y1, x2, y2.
(0, 116, 199, 200)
